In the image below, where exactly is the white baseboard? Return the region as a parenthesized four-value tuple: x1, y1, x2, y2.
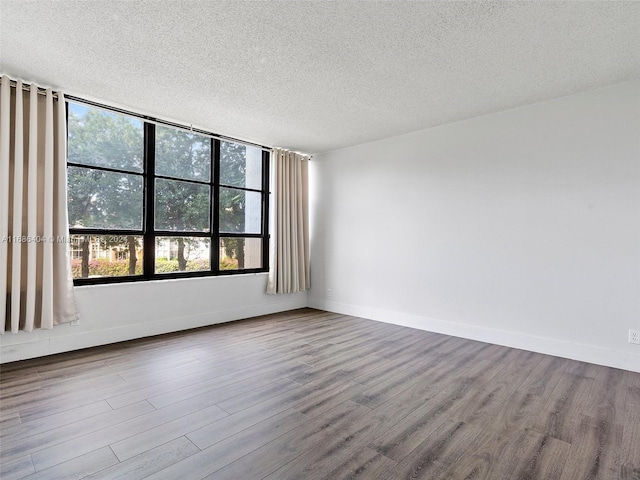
(308, 298, 640, 374)
(0, 297, 307, 364)
(5, 294, 639, 374)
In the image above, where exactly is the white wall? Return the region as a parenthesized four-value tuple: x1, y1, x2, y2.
(1, 274, 307, 363)
(309, 81, 640, 373)
(3, 81, 638, 370)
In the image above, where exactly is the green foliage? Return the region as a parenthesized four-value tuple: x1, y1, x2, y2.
(67, 106, 144, 230)
(221, 237, 246, 264)
(220, 256, 239, 270)
(68, 106, 143, 171)
(154, 127, 212, 232)
(155, 179, 210, 231)
(220, 141, 247, 186)
(71, 258, 142, 278)
(155, 258, 210, 273)
(155, 126, 210, 180)
(67, 168, 143, 230)
(219, 142, 247, 233)
(185, 259, 210, 272)
(72, 258, 212, 278)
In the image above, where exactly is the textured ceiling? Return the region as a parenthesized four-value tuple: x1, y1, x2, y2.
(1, 1, 639, 154)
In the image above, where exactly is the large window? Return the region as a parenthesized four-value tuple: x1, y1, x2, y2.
(67, 101, 269, 283)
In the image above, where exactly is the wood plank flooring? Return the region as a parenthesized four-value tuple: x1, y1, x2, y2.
(1, 308, 639, 479)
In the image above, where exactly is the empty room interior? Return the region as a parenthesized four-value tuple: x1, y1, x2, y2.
(1, 1, 640, 479)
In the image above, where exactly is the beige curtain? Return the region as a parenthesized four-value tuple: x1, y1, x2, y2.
(0, 75, 78, 333)
(267, 148, 310, 294)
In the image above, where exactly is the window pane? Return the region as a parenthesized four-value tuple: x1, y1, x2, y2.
(67, 167, 143, 229)
(220, 237, 262, 270)
(67, 103, 143, 173)
(155, 237, 210, 273)
(219, 188, 261, 234)
(155, 126, 211, 181)
(155, 179, 210, 232)
(220, 141, 262, 190)
(70, 235, 143, 279)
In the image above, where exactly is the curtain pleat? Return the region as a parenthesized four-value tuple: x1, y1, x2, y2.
(0, 78, 9, 326)
(267, 148, 310, 294)
(25, 87, 39, 331)
(10, 81, 24, 332)
(42, 90, 55, 328)
(0, 75, 78, 333)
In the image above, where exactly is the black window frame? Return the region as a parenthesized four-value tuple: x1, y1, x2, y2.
(66, 97, 270, 285)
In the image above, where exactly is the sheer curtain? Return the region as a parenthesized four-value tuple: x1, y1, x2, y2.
(267, 148, 310, 294)
(0, 75, 78, 333)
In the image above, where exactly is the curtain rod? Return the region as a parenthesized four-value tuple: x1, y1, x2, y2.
(6, 78, 60, 98)
(66, 95, 273, 153)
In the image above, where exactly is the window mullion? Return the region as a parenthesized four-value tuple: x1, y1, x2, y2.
(262, 150, 270, 270)
(143, 123, 156, 278)
(212, 139, 221, 273)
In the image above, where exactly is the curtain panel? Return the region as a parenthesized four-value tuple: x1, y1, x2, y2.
(0, 75, 78, 333)
(267, 148, 310, 294)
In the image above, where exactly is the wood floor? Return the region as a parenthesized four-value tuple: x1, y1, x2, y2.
(1, 308, 639, 480)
